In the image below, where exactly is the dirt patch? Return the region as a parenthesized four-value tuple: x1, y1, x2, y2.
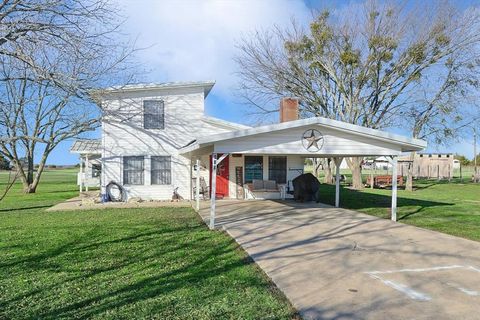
(47, 192, 192, 211)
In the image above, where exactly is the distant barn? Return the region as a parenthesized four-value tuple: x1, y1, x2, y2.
(398, 153, 458, 179)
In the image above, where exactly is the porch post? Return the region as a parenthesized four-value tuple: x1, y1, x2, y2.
(390, 156, 398, 222)
(85, 154, 89, 192)
(79, 156, 83, 194)
(210, 153, 217, 229)
(334, 157, 342, 208)
(195, 159, 200, 211)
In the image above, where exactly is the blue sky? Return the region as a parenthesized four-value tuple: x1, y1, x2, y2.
(50, 0, 479, 165)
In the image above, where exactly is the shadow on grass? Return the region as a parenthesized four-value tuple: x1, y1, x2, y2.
(0, 205, 53, 212)
(0, 219, 298, 319)
(313, 183, 453, 220)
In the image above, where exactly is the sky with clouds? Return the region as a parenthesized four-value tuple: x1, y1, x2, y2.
(51, 0, 479, 164)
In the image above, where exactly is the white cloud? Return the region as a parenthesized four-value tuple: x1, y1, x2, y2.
(118, 0, 311, 95)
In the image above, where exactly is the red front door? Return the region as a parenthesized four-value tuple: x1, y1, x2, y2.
(210, 154, 229, 199)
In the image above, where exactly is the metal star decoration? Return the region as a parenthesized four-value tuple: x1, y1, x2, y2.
(302, 129, 324, 152)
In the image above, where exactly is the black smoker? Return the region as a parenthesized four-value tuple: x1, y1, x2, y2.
(292, 173, 321, 202)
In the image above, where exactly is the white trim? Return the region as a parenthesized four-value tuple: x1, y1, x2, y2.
(189, 117, 426, 153)
(100, 81, 216, 97)
(195, 159, 200, 211)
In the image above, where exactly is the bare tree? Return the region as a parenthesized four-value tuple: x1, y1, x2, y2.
(403, 52, 480, 190)
(0, 0, 132, 91)
(0, 0, 137, 194)
(235, 1, 480, 189)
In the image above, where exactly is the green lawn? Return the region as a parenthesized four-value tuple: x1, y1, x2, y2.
(1, 169, 480, 319)
(318, 179, 480, 241)
(0, 170, 297, 319)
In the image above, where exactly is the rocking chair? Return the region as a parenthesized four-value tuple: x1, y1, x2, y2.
(193, 177, 210, 200)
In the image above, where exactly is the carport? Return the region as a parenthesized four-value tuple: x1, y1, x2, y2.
(181, 116, 426, 229)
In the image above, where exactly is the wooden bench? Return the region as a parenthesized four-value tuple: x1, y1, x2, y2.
(366, 175, 404, 187)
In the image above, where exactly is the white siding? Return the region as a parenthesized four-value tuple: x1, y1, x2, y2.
(213, 125, 403, 156)
(101, 86, 235, 200)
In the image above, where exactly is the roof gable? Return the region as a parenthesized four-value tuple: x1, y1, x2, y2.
(180, 117, 426, 156)
(198, 117, 426, 152)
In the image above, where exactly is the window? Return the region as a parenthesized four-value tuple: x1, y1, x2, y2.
(269, 156, 287, 184)
(123, 156, 144, 185)
(143, 100, 164, 129)
(92, 164, 101, 178)
(151, 156, 171, 185)
(245, 156, 263, 183)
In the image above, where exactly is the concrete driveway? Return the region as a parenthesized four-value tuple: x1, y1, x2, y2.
(199, 200, 480, 320)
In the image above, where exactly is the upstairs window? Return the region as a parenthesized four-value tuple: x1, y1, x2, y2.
(143, 100, 164, 129)
(245, 156, 263, 183)
(123, 156, 144, 185)
(151, 156, 171, 185)
(269, 156, 287, 184)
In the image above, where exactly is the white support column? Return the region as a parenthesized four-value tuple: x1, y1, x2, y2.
(195, 159, 200, 211)
(209, 153, 229, 230)
(79, 156, 84, 194)
(390, 156, 398, 222)
(209, 153, 217, 229)
(85, 154, 89, 192)
(334, 157, 342, 208)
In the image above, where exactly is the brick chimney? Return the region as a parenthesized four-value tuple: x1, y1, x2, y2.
(279, 97, 299, 123)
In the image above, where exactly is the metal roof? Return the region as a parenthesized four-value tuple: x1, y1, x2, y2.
(100, 81, 216, 97)
(70, 139, 102, 154)
(201, 116, 251, 130)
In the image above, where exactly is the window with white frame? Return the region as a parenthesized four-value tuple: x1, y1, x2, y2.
(143, 100, 164, 129)
(151, 156, 171, 185)
(123, 156, 144, 185)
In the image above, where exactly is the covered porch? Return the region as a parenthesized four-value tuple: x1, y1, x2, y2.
(181, 117, 426, 229)
(70, 139, 102, 193)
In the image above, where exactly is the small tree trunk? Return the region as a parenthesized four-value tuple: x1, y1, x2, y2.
(24, 148, 50, 194)
(347, 157, 364, 190)
(323, 158, 334, 184)
(312, 158, 321, 178)
(405, 152, 415, 191)
(24, 184, 37, 193)
(23, 156, 35, 193)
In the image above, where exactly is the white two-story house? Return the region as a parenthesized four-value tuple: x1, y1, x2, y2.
(72, 80, 426, 222)
(97, 81, 250, 200)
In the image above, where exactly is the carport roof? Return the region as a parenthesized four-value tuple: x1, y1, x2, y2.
(180, 116, 426, 155)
